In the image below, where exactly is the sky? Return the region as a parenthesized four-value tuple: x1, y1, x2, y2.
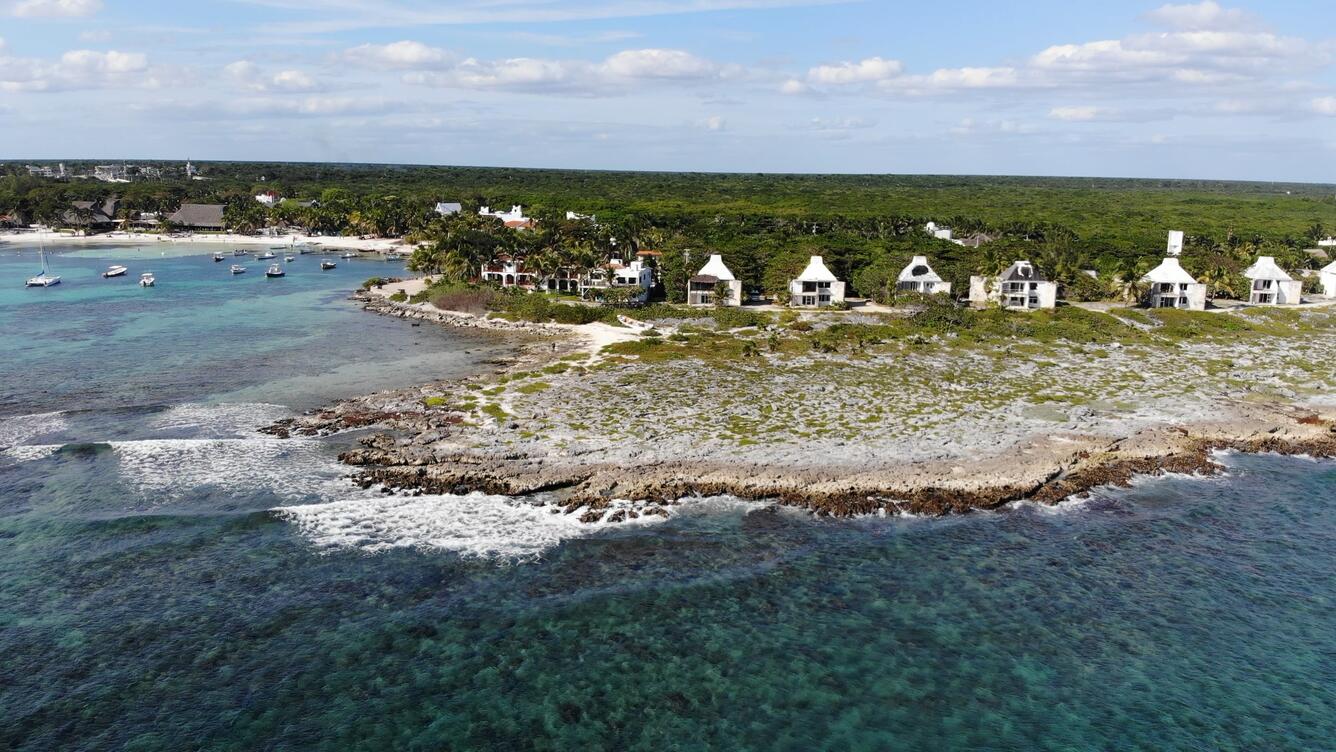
(1, 0, 1335, 181)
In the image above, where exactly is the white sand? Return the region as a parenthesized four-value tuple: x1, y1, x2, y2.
(0, 229, 415, 254)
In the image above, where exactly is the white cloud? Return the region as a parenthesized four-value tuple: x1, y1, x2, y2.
(0, 47, 149, 91)
(343, 40, 450, 69)
(224, 61, 321, 92)
(10, 0, 101, 18)
(704, 114, 726, 131)
(889, 66, 1020, 91)
(1049, 105, 1101, 121)
(1313, 97, 1336, 116)
(600, 48, 716, 79)
(779, 78, 807, 95)
(77, 29, 110, 42)
(1144, 1, 1253, 31)
(807, 56, 901, 84)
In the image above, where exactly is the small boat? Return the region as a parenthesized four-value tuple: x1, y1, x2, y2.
(265, 264, 285, 278)
(269, 246, 286, 250)
(230, 265, 247, 275)
(340, 252, 356, 259)
(102, 265, 128, 278)
(25, 237, 60, 287)
(257, 251, 276, 260)
(233, 249, 248, 256)
(213, 253, 225, 263)
(320, 260, 336, 270)
(284, 255, 295, 262)
(139, 272, 155, 287)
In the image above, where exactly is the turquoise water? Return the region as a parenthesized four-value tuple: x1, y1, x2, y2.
(2, 244, 1335, 750)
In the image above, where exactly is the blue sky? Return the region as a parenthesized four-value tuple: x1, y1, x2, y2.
(2, 0, 1335, 181)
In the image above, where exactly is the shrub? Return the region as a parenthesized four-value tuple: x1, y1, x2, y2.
(388, 291, 408, 303)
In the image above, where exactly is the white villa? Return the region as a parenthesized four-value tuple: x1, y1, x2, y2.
(788, 256, 846, 308)
(1143, 257, 1207, 310)
(435, 202, 462, 216)
(925, 222, 954, 242)
(255, 192, 279, 207)
(687, 254, 743, 307)
(480, 205, 532, 229)
(580, 258, 654, 303)
(896, 256, 952, 295)
(969, 260, 1058, 310)
(1244, 256, 1303, 306)
(480, 256, 536, 288)
(1321, 260, 1336, 298)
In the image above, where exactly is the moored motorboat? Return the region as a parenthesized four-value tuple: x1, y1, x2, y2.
(233, 249, 247, 256)
(257, 251, 276, 260)
(320, 260, 336, 270)
(340, 252, 356, 259)
(102, 265, 128, 278)
(139, 272, 155, 287)
(265, 264, 285, 278)
(213, 253, 225, 262)
(230, 264, 247, 275)
(285, 255, 295, 262)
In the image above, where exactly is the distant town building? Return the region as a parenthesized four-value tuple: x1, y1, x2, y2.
(896, 256, 952, 295)
(1244, 256, 1302, 306)
(688, 254, 743, 307)
(479, 205, 532, 229)
(255, 191, 280, 207)
(1143, 257, 1206, 311)
(970, 260, 1058, 311)
(926, 221, 993, 248)
(434, 202, 462, 216)
(25, 163, 66, 179)
(788, 256, 846, 308)
(168, 203, 226, 231)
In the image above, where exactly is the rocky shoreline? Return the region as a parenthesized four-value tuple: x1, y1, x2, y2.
(266, 296, 1336, 521)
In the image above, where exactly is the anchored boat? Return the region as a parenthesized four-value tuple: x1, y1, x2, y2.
(102, 265, 128, 278)
(139, 272, 156, 287)
(230, 265, 247, 275)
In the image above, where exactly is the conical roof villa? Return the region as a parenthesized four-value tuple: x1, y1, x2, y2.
(896, 256, 951, 295)
(788, 256, 845, 307)
(1243, 256, 1302, 306)
(1142, 257, 1206, 310)
(687, 254, 742, 306)
(1320, 259, 1336, 298)
(968, 260, 1057, 310)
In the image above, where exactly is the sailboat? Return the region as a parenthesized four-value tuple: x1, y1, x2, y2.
(25, 234, 61, 287)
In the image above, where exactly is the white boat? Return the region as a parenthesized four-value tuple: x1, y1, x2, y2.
(25, 236, 60, 287)
(284, 255, 295, 262)
(265, 264, 285, 278)
(230, 265, 247, 275)
(213, 253, 225, 263)
(102, 265, 128, 278)
(340, 252, 356, 259)
(233, 249, 248, 256)
(320, 260, 336, 270)
(257, 251, 276, 260)
(139, 272, 155, 287)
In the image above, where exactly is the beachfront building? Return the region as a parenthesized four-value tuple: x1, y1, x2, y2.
(969, 260, 1058, 310)
(167, 203, 226, 231)
(435, 202, 462, 216)
(1243, 256, 1303, 306)
(789, 256, 846, 308)
(896, 256, 952, 295)
(580, 258, 654, 303)
(1321, 260, 1336, 298)
(480, 205, 532, 229)
(1143, 257, 1207, 310)
(480, 256, 536, 289)
(64, 197, 120, 232)
(687, 254, 743, 307)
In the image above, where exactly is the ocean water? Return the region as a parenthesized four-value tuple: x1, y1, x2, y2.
(2, 242, 1335, 751)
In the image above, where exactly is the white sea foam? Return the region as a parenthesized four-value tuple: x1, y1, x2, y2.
(110, 437, 353, 503)
(275, 492, 664, 560)
(0, 411, 68, 448)
(146, 402, 292, 439)
(1007, 495, 1093, 516)
(2, 444, 60, 463)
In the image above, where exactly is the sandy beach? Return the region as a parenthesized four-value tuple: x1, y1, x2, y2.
(0, 229, 413, 254)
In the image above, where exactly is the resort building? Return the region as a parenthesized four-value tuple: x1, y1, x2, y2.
(1321, 260, 1336, 298)
(895, 256, 952, 295)
(434, 202, 462, 216)
(168, 204, 226, 231)
(788, 256, 846, 308)
(1243, 256, 1303, 306)
(969, 260, 1058, 310)
(1143, 257, 1207, 311)
(480, 256, 536, 289)
(687, 254, 743, 307)
(580, 258, 654, 303)
(64, 197, 120, 232)
(479, 205, 532, 229)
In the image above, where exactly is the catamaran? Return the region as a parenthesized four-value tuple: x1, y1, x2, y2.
(25, 235, 61, 287)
